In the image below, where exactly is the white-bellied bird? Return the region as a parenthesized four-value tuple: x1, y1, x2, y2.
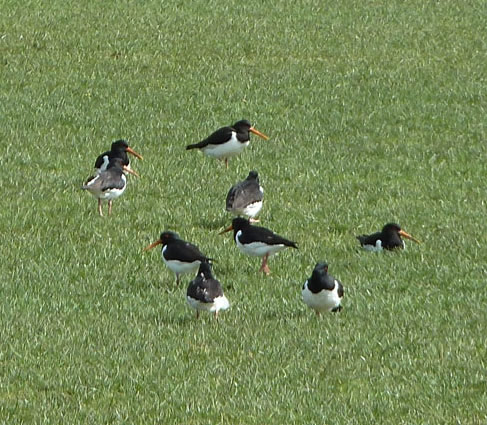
(226, 170, 264, 219)
(357, 222, 420, 251)
(220, 217, 297, 275)
(186, 262, 230, 319)
(144, 231, 212, 284)
(186, 120, 269, 168)
(302, 262, 344, 315)
(82, 157, 139, 216)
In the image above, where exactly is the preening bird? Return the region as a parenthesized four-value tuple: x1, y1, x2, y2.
(82, 157, 139, 216)
(226, 171, 264, 219)
(186, 262, 230, 319)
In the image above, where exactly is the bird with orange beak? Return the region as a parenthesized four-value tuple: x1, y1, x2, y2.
(143, 231, 212, 284)
(186, 120, 269, 168)
(82, 157, 139, 216)
(357, 223, 421, 251)
(95, 139, 143, 175)
(220, 217, 297, 275)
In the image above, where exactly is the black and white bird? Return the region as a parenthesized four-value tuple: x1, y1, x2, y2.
(82, 157, 139, 216)
(143, 231, 212, 284)
(302, 262, 344, 315)
(226, 171, 264, 219)
(220, 217, 297, 275)
(186, 120, 269, 168)
(357, 222, 421, 251)
(186, 262, 230, 319)
(94, 139, 143, 174)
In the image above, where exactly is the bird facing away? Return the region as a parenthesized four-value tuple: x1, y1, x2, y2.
(226, 171, 264, 219)
(82, 157, 139, 216)
(186, 262, 230, 319)
(186, 120, 269, 168)
(302, 262, 344, 315)
(357, 222, 421, 251)
(220, 217, 297, 275)
(143, 231, 212, 284)
(94, 139, 143, 174)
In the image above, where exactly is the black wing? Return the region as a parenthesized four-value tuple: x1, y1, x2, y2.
(94, 150, 110, 169)
(165, 240, 211, 263)
(186, 126, 233, 150)
(242, 225, 297, 248)
(357, 231, 381, 246)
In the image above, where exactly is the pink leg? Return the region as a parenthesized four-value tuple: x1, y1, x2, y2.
(259, 253, 271, 275)
(98, 199, 103, 216)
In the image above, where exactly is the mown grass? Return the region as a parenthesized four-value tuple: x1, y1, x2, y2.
(1, 0, 486, 423)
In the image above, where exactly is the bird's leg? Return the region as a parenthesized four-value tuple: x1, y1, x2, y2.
(259, 253, 271, 275)
(176, 273, 180, 285)
(315, 310, 321, 317)
(196, 310, 200, 319)
(98, 199, 103, 217)
(214, 311, 219, 320)
(108, 200, 113, 216)
(224, 158, 229, 169)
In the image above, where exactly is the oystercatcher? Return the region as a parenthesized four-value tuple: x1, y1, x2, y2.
(226, 171, 264, 219)
(186, 120, 269, 168)
(357, 222, 421, 251)
(143, 231, 212, 284)
(220, 217, 297, 275)
(82, 157, 139, 216)
(95, 139, 143, 174)
(186, 262, 230, 319)
(302, 262, 344, 315)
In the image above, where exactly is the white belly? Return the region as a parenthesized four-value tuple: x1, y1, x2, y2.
(162, 248, 201, 275)
(203, 133, 249, 159)
(302, 281, 342, 313)
(230, 201, 263, 218)
(187, 294, 230, 313)
(236, 235, 287, 258)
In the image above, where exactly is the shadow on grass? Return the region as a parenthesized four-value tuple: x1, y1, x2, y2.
(197, 216, 231, 231)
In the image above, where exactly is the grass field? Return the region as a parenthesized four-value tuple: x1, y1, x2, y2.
(1, 0, 486, 423)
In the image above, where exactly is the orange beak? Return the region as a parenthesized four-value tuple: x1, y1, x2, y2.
(143, 239, 162, 251)
(126, 146, 144, 160)
(219, 224, 234, 235)
(122, 165, 140, 177)
(399, 230, 421, 244)
(249, 127, 269, 141)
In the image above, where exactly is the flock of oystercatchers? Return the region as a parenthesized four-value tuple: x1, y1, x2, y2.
(83, 120, 421, 319)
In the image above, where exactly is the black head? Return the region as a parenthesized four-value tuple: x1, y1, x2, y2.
(232, 217, 251, 231)
(111, 139, 129, 151)
(159, 231, 180, 244)
(246, 170, 259, 181)
(382, 223, 402, 234)
(313, 262, 329, 275)
(232, 120, 252, 131)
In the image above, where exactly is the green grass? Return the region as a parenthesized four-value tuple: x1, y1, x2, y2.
(1, 0, 486, 423)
